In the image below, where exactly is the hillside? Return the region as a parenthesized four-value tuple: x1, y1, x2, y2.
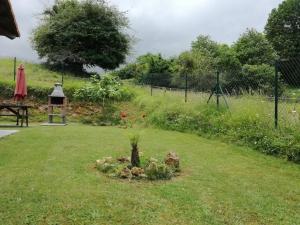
(0, 58, 87, 89)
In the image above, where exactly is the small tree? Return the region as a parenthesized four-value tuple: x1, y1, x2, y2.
(130, 134, 140, 167)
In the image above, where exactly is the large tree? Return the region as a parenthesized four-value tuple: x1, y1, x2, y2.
(233, 28, 277, 65)
(32, 0, 131, 74)
(265, 0, 300, 59)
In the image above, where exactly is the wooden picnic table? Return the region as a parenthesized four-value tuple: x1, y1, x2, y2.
(0, 104, 31, 127)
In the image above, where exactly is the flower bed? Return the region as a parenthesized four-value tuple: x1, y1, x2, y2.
(95, 152, 180, 181)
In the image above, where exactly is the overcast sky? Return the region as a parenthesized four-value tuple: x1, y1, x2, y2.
(0, 0, 283, 63)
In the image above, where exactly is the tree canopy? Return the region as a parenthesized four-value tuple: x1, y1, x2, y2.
(265, 0, 300, 59)
(32, 0, 131, 74)
(233, 28, 277, 65)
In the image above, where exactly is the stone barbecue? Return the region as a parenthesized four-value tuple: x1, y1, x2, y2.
(48, 83, 67, 124)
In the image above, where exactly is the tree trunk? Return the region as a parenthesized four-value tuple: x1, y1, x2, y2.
(131, 144, 140, 167)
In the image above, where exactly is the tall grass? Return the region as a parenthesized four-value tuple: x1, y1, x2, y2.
(132, 85, 300, 163)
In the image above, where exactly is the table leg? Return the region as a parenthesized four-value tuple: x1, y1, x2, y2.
(21, 109, 25, 127)
(16, 108, 19, 126)
(26, 108, 29, 127)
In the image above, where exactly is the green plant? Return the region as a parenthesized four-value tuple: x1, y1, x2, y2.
(134, 87, 300, 164)
(74, 75, 134, 105)
(129, 134, 140, 167)
(144, 161, 173, 180)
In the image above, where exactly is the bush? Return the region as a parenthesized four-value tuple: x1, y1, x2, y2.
(74, 75, 134, 104)
(145, 160, 174, 180)
(223, 64, 277, 95)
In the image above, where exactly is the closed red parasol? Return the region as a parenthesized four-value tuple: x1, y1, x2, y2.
(14, 64, 27, 101)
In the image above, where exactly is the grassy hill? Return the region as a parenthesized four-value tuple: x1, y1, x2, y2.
(0, 58, 87, 89)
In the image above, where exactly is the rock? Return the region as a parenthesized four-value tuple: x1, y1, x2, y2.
(131, 167, 144, 177)
(149, 157, 158, 163)
(96, 157, 114, 167)
(139, 174, 148, 179)
(95, 159, 105, 166)
(120, 167, 132, 179)
(117, 156, 130, 163)
(103, 157, 114, 164)
(165, 152, 180, 169)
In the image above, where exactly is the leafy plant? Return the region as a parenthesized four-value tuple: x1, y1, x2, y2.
(129, 134, 140, 167)
(144, 161, 173, 180)
(74, 75, 134, 105)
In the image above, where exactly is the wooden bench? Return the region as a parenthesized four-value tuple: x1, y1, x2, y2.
(0, 104, 31, 127)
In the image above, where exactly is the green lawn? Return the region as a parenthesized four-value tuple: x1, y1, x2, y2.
(0, 124, 299, 225)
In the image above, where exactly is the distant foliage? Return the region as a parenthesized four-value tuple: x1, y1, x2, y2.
(116, 32, 278, 94)
(74, 75, 134, 104)
(115, 53, 174, 87)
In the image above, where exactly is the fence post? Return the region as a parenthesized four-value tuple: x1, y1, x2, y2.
(185, 73, 188, 103)
(13, 57, 16, 81)
(150, 73, 153, 96)
(216, 71, 220, 109)
(274, 61, 279, 129)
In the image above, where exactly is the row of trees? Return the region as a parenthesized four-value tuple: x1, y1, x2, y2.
(114, 0, 300, 93)
(31, 0, 299, 90)
(115, 30, 276, 93)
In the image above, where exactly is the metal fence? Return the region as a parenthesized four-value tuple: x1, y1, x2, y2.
(148, 58, 300, 129)
(275, 58, 300, 129)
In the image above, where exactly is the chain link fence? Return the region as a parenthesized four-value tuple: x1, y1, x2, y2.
(147, 59, 300, 130)
(275, 58, 300, 129)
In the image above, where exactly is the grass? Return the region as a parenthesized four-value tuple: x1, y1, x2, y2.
(0, 124, 299, 225)
(135, 85, 300, 129)
(0, 58, 86, 89)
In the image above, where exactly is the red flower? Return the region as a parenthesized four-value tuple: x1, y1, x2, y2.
(120, 111, 127, 118)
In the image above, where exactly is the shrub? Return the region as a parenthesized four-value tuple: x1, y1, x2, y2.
(96, 157, 117, 173)
(74, 75, 134, 104)
(145, 161, 174, 180)
(223, 64, 277, 95)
